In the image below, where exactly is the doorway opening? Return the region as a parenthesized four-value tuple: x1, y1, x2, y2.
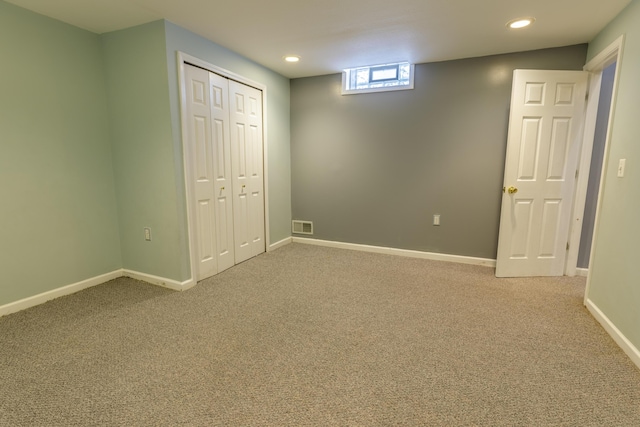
(495, 36, 623, 278)
(567, 35, 624, 282)
(576, 62, 617, 272)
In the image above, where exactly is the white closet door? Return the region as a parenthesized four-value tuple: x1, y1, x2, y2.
(184, 65, 217, 280)
(208, 72, 235, 273)
(229, 80, 265, 263)
(183, 64, 266, 279)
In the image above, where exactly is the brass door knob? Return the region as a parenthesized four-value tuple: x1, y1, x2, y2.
(508, 186, 518, 194)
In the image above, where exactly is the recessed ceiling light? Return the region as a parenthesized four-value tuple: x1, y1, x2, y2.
(507, 17, 535, 29)
(284, 55, 300, 63)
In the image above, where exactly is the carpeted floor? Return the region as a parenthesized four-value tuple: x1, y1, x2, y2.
(1, 243, 639, 426)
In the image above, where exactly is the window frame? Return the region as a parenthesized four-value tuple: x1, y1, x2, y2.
(342, 62, 415, 95)
(369, 64, 399, 83)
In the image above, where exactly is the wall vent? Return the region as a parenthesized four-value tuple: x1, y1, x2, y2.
(292, 220, 313, 235)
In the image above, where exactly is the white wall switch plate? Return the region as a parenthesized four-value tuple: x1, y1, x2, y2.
(618, 158, 626, 177)
(144, 227, 152, 241)
(433, 214, 440, 226)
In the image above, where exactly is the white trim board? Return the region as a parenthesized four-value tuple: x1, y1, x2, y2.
(269, 237, 292, 251)
(576, 268, 589, 277)
(586, 299, 640, 371)
(0, 270, 195, 318)
(292, 237, 496, 267)
(0, 270, 122, 317)
(122, 270, 195, 292)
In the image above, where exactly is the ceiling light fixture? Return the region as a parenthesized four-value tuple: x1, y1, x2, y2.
(284, 55, 300, 63)
(507, 17, 535, 29)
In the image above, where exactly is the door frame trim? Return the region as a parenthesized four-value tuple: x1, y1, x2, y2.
(564, 36, 624, 279)
(177, 51, 271, 284)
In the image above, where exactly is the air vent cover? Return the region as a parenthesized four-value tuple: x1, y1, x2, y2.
(292, 220, 313, 235)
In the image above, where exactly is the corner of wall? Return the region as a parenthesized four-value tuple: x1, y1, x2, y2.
(101, 20, 188, 283)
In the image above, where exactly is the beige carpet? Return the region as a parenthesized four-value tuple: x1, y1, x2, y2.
(1, 243, 639, 426)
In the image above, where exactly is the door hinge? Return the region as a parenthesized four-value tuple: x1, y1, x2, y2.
(575, 169, 579, 179)
(566, 242, 570, 251)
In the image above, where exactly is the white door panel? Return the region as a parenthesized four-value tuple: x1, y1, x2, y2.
(197, 200, 216, 265)
(496, 70, 588, 277)
(185, 65, 217, 280)
(229, 80, 265, 263)
(184, 64, 265, 277)
(209, 72, 235, 273)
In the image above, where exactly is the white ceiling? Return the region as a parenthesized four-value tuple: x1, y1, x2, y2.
(6, 0, 631, 78)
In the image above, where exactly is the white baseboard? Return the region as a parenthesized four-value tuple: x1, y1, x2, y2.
(0, 270, 123, 317)
(292, 237, 496, 268)
(0, 268, 197, 317)
(586, 298, 640, 371)
(123, 269, 195, 292)
(269, 236, 292, 251)
(576, 268, 589, 277)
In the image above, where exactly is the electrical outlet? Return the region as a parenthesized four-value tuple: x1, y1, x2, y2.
(433, 214, 440, 226)
(144, 227, 152, 241)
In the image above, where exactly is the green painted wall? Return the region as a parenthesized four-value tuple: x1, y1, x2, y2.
(163, 21, 292, 249)
(0, 5, 292, 307)
(100, 20, 293, 284)
(586, 0, 640, 353)
(102, 21, 188, 282)
(0, 1, 122, 305)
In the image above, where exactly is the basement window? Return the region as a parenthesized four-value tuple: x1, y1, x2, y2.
(342, 61, 414, 95)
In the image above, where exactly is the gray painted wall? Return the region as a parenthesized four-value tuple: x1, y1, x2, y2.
(577, 62, 617, 269)
(291, 45, 588, 259)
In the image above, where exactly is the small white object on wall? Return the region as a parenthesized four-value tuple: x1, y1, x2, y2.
(617, 158, 626, 177)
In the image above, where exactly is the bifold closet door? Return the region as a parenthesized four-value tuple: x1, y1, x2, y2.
(229, 80, 266, 264)
(184, 64, 265, 280)
(208, 72, 236, 273)
(184, 65, 235, 280)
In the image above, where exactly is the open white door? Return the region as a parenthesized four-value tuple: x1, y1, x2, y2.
(496, 70, 588, 277)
